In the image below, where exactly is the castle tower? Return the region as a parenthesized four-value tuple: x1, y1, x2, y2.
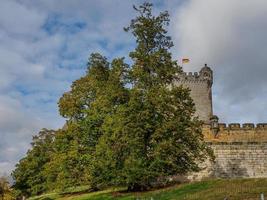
(175, 64, 213, 124)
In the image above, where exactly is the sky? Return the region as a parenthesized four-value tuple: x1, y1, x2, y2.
(1, 0, 267, 175)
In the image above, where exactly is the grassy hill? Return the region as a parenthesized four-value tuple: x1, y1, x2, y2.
(29, 178, 267, 200)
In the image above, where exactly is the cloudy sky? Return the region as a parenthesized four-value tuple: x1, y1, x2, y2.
(1, 0, 267, 175)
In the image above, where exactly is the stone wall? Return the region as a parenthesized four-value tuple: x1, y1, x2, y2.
(190, 142, 267, 180)
(189, 124, 267, 180)
(211, 143, 267, 178)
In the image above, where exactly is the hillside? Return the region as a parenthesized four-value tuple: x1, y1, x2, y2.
(29, 178, 267, 200)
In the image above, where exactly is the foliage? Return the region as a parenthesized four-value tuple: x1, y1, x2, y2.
(55, 53, 129, 190)
(43, 124, 91, 191)
(12, 129, 55, 196)
(12, 2, 212, 196)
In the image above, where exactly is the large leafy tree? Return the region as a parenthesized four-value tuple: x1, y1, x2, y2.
(93, 3, 212, 191)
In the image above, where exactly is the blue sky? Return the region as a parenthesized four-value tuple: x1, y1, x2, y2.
(1, 0, 267, 175)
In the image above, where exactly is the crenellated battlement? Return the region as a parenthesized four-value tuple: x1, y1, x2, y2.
(177, 64, 213, 86)
(178, 72, 210, 80)
(203, 122, 267, 143)
(218, 123, 267, 130)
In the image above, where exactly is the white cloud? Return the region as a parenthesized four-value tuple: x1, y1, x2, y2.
(172, 0, 267, 123)
(0, 0, 46, 36)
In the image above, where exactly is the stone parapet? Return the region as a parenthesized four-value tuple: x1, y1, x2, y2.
(203, 123, 267, 143)
(176, 71, 213, 87)
(217, 123, 267, 130)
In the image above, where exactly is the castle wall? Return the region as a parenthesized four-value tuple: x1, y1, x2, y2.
(177, 65, 267, 181)
(211, 143, 267, 178)
(189, 124, 267, 180)
(190, 142, 267, 180)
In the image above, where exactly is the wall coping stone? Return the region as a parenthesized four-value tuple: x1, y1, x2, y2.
(206, 142, 267, 145)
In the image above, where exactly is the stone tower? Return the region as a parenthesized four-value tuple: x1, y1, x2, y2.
(175, 64, 213, 124)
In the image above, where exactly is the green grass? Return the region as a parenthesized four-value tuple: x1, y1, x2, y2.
(29, 178, 267, 200)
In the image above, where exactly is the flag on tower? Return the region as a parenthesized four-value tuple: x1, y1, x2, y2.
(182, 58, 190, 64)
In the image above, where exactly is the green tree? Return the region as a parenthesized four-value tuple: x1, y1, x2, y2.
(52, 53, 129, 190)
(12, 129, 55, 196)
(93, 2, 212, 191)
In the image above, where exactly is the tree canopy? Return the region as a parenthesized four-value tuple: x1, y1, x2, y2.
(12, 2, 212, 196)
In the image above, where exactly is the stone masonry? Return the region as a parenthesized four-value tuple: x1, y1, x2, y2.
(175, 65, 267, 180)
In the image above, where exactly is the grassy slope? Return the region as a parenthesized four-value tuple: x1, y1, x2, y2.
(29, 178, 267, 200)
